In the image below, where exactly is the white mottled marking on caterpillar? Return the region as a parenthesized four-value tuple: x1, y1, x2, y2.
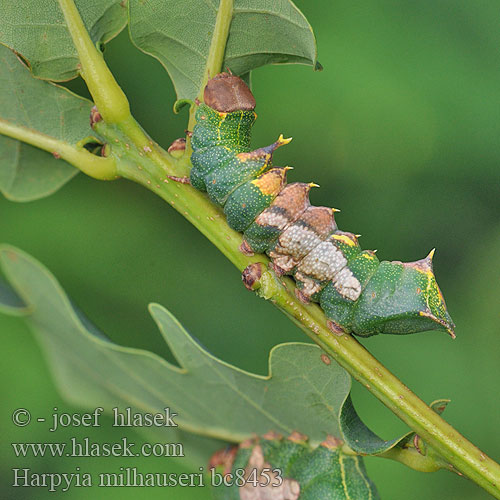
(270, 254, 297, 273)
(295, 272, 323, 298)
(298, 241, 347, 281)
(256, 211, 289, 229)
(334, 267, 362, 300)
(276, 224, 322, 259)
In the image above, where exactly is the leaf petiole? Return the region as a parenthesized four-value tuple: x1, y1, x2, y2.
(0, 118, 117, 180)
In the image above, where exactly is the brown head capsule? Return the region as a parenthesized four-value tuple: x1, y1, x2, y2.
(204, 72, 256, 112)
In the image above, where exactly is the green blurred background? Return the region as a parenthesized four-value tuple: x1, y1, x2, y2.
(1, 0, 499, 498)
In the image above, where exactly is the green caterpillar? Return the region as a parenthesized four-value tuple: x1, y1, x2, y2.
(190, 73, 455, 338)
(210, 432, 379, 500)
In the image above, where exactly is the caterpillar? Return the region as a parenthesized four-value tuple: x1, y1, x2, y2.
(210, 432, 379, 500)
(189, 73, 455, 338)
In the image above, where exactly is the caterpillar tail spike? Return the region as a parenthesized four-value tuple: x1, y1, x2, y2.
(191, 73, 455, 339)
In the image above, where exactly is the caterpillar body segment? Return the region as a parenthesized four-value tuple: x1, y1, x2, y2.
(190, 73, 455, 338)
(224, 167, 289, 233)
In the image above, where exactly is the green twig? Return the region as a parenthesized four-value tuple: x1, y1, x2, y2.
(186, 0, 234, 154)
(57, 0, 130, 123)
(57, 0, 177, 172)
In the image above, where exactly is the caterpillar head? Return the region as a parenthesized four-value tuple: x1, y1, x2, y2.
(204, 73, 256, 112)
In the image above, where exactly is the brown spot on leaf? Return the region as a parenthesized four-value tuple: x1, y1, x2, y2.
(320, 354, 331, 365)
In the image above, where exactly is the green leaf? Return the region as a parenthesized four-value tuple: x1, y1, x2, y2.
(339, 395, 452, 472)
(0, 45, 94, 201)
(128, 0, 319, 100)
(0, 0, 128, 81)
(339, 395, 403, 455)
(0, 244, 351, 447)
(173, 98, 194, 114)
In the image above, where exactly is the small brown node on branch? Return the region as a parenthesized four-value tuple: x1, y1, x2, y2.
(100, 144, 111, 157)
(327, 320, 346, 336)
(90, 106, 102, 128)
(167, 137, 186, 153)
(413, 434, 424, 455)
(294, 287, 310, 304)
(242, 263, 264, 291)
(204, 73, 256, 112)
(52, 151, 61, 159)
(167, 175, 191, 184)
(239, 240, 255, 256)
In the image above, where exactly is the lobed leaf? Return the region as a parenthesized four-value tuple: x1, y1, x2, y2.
(0, 0, 128, 82)
(0, 45, 93, 201)
(128, 0, 319, 100)
(0, 245, 351, 446)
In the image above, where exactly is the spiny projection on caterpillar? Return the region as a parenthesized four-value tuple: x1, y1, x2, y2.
(181, 72, 455, 339)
